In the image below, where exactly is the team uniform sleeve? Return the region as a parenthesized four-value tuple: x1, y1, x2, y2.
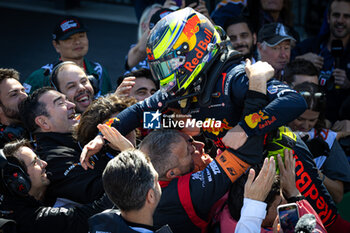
(112, 90, 176, 135)
(226, 64, 306, 137)
(189, 135, 266, 220)
(237, 79, 307, 137)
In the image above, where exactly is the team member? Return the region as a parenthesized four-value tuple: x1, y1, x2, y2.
(49, 61, 94, 113)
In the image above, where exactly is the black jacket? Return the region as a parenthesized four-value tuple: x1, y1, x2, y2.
(0, 193, 112, 233)
(35, 132, 108, 204)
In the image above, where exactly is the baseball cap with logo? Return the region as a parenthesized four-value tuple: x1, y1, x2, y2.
(258, 23, 295, 47)
(52, 17, 88, 41)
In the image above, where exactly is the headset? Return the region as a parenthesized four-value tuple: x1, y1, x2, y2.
(49, 61, 100, 95)
(49, 61, 76, 91)
(0, 150, 31, 197)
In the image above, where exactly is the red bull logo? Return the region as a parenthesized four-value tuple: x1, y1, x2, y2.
(294, 154, 337, 227)
(184, 28, 213, 72)
(173, 14, 201, 52)
(146, 47, 154, 61)
(244, 111, 269, 129)
(203, 118, 231, 136)
(104, 117, 119, 127)
(183, 14, 200, 40)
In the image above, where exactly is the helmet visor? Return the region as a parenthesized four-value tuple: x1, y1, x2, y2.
(149, 55, 185, 92)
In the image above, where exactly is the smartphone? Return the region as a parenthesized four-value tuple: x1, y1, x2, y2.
(277, 203, 299, 233)
(185, 0, 199, 7)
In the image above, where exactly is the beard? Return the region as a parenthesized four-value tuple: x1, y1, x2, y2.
(1, 104, 21, 121)
(243, 45, 256, 59)
(331, 23, 350, 39)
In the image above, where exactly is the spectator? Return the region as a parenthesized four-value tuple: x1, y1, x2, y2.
(49, 61, 94, 113)
(19, 87, 133, 204)
(292, 0, 350, 123)
(0, 139, 113, 233)
(288, 82, 350, 203)
(224, 16, 257, 61)
(23, 16, 112, 96)
(115, 68, 158, 101)
(283, 59, 319, 86)
(89, 149, 172, 233)
(126, 6, 172, 71)
(257, 22, 296, 80)
(0, 69, 28, 148)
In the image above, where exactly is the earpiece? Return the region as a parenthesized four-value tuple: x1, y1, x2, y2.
(0, 150, 31, 197)
(87, 74, 100, 96)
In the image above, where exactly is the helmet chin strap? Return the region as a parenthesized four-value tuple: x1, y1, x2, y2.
(180, 92, 190, 108)
(160, 88, 199, 114)
(167, 74, 206, 114)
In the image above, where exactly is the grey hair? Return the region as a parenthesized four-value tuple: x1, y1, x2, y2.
(139, 129, 183, 178)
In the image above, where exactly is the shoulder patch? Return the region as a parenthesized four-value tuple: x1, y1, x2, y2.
(267, 85, 278, 94)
